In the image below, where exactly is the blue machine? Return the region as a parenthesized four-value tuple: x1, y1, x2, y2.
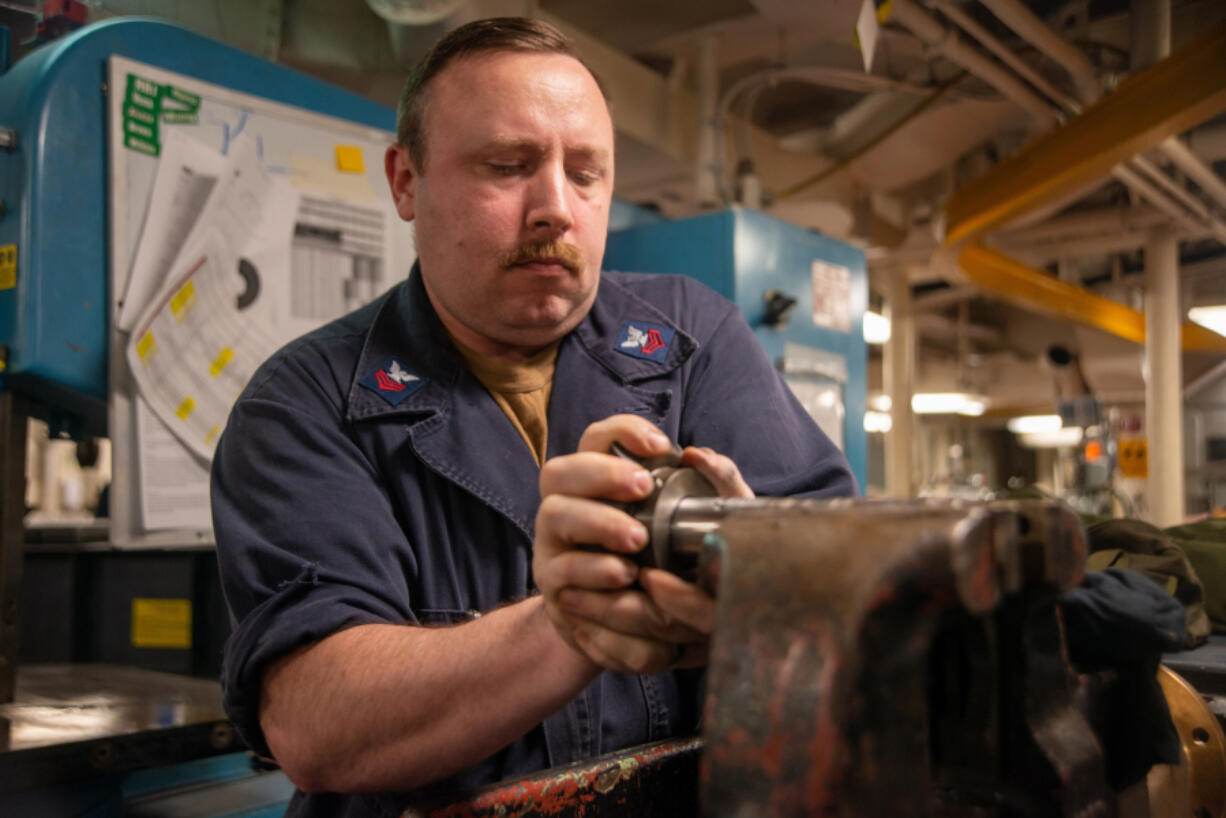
(604, 208, 869, 490)
(0, 18, 394, 434)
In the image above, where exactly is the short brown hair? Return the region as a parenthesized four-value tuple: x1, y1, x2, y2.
(396, 17, 605, 170)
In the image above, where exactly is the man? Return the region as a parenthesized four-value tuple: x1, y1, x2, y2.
(212, 16, 855, 817)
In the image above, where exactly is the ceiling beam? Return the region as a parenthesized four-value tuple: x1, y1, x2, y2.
(944, 19, 1226, 243)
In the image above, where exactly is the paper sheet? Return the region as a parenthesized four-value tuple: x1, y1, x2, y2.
(135, 396, 212, 530)
(117, 130, 226, 332)
(126, 137, 297, 461)
(121, 132, 395, 530)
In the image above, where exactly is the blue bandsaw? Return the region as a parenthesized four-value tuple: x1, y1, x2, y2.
(0, 18, 393, 435)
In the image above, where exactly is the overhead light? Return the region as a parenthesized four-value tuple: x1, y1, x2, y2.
(1189, 305, 1226, 337)
(864, 411, 893, 433)
(1018, 427, 1085, 449)
(911, 392, 989, 416)
(869, 393, 892, 412)
(863, 311, 891, 344)
(1007, 414, 1063, 434)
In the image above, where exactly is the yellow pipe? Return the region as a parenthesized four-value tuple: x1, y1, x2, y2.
(946, 19, 1226, 244)
(957, 245, 1226, 352)
(939, 21, 1226, 351)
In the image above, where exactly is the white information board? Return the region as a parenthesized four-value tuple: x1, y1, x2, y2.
(106, 56, 416, 548)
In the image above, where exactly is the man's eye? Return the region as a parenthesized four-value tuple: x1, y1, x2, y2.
(489, 163, 523, 176)
(570, 169, 601, 186)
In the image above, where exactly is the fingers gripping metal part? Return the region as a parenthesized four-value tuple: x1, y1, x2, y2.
(608, 442, 719, 578)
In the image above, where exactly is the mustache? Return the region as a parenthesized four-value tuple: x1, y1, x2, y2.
(498, 240, 583, 274)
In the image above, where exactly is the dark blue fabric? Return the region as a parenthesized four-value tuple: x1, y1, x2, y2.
(1059, 568, 1185, 789)
(212, 267, 856, 817)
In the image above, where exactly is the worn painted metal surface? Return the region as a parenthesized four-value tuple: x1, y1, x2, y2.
(405, 498, 1111, 817)
(401, 737, 702, 817)
(700, 498, 1107, 817)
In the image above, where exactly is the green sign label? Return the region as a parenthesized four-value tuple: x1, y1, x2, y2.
(121, 73, 204, 156)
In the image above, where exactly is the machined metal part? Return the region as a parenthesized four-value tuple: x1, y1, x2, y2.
(609, 443, 719, 577)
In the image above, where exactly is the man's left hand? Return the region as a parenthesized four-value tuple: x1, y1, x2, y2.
(537, 425, 753, 674)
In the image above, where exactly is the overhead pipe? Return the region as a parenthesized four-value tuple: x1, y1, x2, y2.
(1159, 137, 1226, 209)
(977, 0, 1103, 101)
(900, 0, 1217, 240)
(993, 204, 1168, 244)
(979, 0, 1226, 219)
(931, 15, 1226, 351)
(932, 0, 1075, 111)
(888, 0, 1058, 125)
(943, 18, 1226, 242)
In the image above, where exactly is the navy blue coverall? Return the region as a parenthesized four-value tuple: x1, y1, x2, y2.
(212, 266, 856, 817)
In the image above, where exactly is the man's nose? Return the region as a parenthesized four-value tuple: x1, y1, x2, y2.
(524, 161, 574, 235)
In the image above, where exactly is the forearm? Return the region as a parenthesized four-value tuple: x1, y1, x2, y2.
(260, 595, 599, 793)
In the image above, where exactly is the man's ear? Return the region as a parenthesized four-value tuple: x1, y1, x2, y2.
(385, 144, 417, 222)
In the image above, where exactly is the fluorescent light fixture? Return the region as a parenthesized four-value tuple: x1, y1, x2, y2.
(869, 393, 892, 412)
(1007, 414, 1063, 434)
(1189, 305, 1226, 337)
(864, 410, 893, 433)
(959, 397, 987, 417)
(1018, 426, 1084, 449)
(863, 310, 891, 344)
(911, 392, 989, 416)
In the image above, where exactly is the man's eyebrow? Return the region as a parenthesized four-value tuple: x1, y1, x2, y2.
(473, 138, 610, 165)
(477, 137, 542, 155)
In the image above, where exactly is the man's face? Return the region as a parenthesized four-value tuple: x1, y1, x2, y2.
(386, 50, 614, 356)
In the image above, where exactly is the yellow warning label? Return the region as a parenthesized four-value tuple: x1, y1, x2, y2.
(131, 598, 192, 649)
(170, 279, 196, 321)
(1119, 438, 1148, 478)
(0, 244, 16, 290)
(136, 331, 157, 363)
(204, 424, 221, 445)
(175, 396, 196, 421)
(334, 144, 365, 173)
(209, 346, 234, 377)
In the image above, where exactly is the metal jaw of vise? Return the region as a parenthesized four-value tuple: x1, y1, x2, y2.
(413, 460, 1132, 817)
(610, 449, 1114, 817)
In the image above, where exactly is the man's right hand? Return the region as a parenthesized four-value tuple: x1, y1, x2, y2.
(532, 415, 712, 675)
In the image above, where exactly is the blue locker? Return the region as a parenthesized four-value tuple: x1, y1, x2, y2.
(603, 207, 868, 489)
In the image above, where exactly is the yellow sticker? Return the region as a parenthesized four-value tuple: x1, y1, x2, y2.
(204, 424, 221, 445)
(170, 279, 196, 321)
(209, 346, 234, 377)
(136, 331, 157, 363)
(175, 395, 196, 421)
(0, 244, 16, 290)
(1119, 438, 1148, 478)
(334, 144, 365, 173)
(131, 598, 192, 649)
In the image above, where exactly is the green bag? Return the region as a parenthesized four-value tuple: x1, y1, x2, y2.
(1163, 519, 1226, 634)
(1085, 518, 1212, 647)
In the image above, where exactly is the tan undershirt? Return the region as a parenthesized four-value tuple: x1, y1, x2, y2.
(451, 338, 559, 467)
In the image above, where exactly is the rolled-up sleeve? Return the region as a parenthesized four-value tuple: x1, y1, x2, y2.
(212, 359, 416, 757)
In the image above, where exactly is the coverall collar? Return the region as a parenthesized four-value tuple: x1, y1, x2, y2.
(345, 264, 698, 424)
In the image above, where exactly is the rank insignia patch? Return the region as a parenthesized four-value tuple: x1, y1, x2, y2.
(615, 321, 675, 362)
(359, 357, 426, 406)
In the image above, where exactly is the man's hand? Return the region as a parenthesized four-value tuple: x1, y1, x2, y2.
(533, 416, 753, 674)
